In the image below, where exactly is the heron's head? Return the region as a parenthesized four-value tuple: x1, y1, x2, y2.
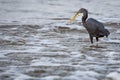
(70, 8, 88, 23)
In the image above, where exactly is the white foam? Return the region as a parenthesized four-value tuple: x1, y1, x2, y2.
(74, 71, 100, 77)
(106, 72, 120, 80)
(41, 76, 60, 80)
(40, 39, 59, 45)
(102, 38, 120, 43)
(116, 29, 120, 34)
(14, 74, 31, 80)
(0, 51, 6, 58)
(64, 71, 100, 80)
(30, 58, 70, 66)
(106, 52, 117, 58)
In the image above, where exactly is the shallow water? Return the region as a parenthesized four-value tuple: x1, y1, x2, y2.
(0, 0, 120, 80)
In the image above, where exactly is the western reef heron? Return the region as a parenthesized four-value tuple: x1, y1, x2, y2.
(70, 8, 110, 45)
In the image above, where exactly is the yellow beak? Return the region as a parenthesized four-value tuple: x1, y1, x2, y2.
(70, 13, 81, 23)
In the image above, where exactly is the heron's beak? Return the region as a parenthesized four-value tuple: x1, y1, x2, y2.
(70, 13, 81, 23)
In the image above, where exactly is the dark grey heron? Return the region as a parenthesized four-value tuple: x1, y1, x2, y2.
(70, 8, 110, 44)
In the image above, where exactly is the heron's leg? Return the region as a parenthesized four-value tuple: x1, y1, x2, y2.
(89, 35, 94, 47)
(89, 35, 93, 44)
(96, 37, 99, 42)
(96, 37, 99, 46)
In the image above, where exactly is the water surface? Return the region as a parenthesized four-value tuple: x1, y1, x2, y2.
(0, 0, 120, 80)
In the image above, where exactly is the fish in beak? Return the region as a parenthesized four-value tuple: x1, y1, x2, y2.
(70, 12, 81, 23)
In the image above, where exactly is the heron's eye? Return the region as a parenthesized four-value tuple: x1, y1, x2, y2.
(77, 13, 81, 16)
(77, 13, 83, 16)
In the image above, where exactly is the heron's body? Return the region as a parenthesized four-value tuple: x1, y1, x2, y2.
(70, 8, 110, 44)
(84, 18, 110, 43)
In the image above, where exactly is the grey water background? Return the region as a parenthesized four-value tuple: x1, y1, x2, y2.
(0, 0, 120, 80)
(0, 0, 120, 25)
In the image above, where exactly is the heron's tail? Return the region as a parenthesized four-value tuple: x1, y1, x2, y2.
(99, 29, 110, 37)
(104, 29, 110, 37)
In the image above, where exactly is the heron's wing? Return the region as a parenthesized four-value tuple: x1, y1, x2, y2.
(85, 18, 104, 33)
(86, 18, 109, 37)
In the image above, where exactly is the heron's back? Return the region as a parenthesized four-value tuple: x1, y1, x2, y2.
(86, 18, 104, 29)
(84, 18, 109, 37)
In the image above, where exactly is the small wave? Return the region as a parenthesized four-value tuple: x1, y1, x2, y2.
(106, 72, 120, 80)
(102, 38, 120, 44)
(50, 18, 70, 20)
(104, 22, 120, 26)
(53, 22, 85, 31)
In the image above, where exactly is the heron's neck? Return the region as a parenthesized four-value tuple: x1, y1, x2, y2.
(82, 12, 88, 23)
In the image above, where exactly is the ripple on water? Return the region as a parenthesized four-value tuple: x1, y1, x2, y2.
(1, 6, 120, 80)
